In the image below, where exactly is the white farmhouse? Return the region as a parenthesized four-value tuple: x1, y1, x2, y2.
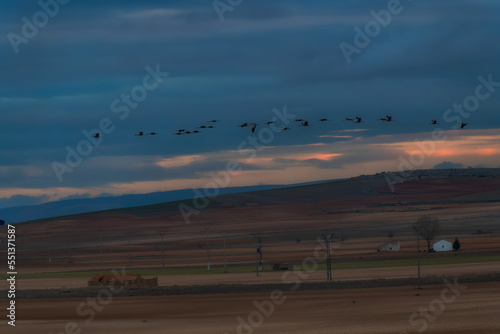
(433, 240, 453, 252)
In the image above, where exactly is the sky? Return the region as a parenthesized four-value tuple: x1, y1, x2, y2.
(1, 0, 500, 209)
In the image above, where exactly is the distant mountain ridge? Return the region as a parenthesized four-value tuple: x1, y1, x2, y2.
(0, 181, 333, 224)
(5, 168, 500, 224)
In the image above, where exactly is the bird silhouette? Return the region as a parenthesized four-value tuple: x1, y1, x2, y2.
(93, 133, 101, 138)
(135, 131, 145, 136)
(460, 122, 467, 129)
(265, 121, 275, 125)
(318, 118, 329, 122)
(251, 123, 257, 133)
(148, 132, 158, 135)
(281, 126, 291, 131)
(299, 121, 309, 127)
(354, 116, 362, 123)
(208, 120, 219, 123)
(430, 119, 438, 125)
(343, 118, 354, 122)
(294, 118, 305, 122)
(379, 115, 392, 122)
(239, 123, 249, 128)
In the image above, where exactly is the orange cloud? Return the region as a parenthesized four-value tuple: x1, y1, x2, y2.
(155, 155, 203, 168)
(477, 148, 498, 156)
(298, 153, 342, 161)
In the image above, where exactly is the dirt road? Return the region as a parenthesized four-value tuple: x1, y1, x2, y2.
(7, 261, 500, 290)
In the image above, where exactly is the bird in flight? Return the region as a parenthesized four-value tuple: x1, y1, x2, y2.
(208, 120, 219, 123)
(136, 131, 157, 136)
(281, 126, 291, 131)
(251, 123, 257, 133)
(460, 122, 467, 129)
(344, 116, 361, 123)
(93, 133, 101, 138)
(318, 118, 329, 122)
(430, 119, 438, 125)
(299, 121, 309, 127)
(239, 123, 249, 128)
(379, 115, 392, 122)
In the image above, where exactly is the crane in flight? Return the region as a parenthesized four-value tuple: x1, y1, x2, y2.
(251, 123, 257, 133)
(135, 131, 158, 136)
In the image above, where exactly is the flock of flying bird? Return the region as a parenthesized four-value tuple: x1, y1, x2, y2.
(90, 115, 468, 138)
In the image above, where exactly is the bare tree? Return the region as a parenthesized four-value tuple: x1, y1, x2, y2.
(413, 215, 440, 252)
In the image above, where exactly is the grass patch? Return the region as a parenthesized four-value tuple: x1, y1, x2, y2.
(3, 254, 498, 281)
(295, 255, 500, 271)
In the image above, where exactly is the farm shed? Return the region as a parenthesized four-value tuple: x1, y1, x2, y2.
(377, 241, 400, 252)
(433, 240, 453, 252)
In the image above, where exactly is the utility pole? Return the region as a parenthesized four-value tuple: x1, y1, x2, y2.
(411, 223, 423, 289)
(204, 226, 210, 271)
(321, 233, 335, 282)
(252, 233, 263, 276)
(99, 228, 103, 265)
(158, 231, 166, 268)
(126, 233, 132, 266)
(221, 232, 228, 273)
(47, 232, 52, 264)
(67, 228, 72, 263)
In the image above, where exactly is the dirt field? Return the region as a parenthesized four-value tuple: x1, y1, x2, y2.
(2, 281, 498, 334)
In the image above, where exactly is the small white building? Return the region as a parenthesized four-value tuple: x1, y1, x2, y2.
(378, 241, 400, 252)
(433, 240, 453, 252)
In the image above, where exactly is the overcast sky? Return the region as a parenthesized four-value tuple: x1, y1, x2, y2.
(1, 0, 500, 209)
